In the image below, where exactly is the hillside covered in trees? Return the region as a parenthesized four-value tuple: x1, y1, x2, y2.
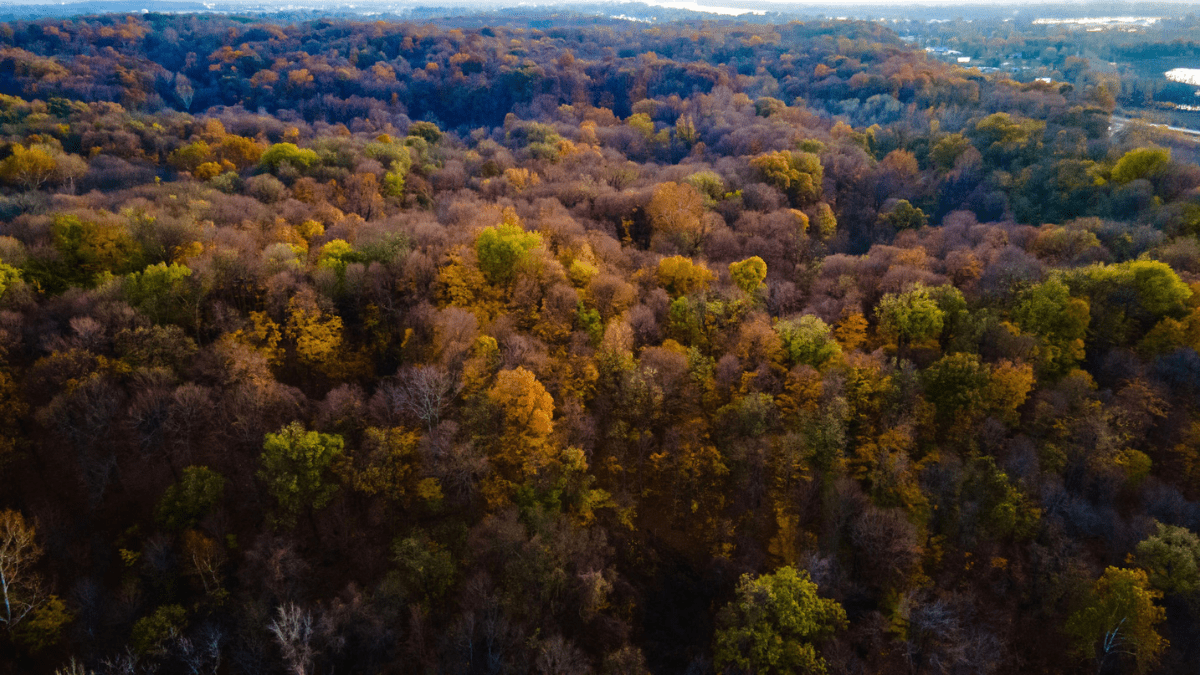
(3, 11, 1200, 675)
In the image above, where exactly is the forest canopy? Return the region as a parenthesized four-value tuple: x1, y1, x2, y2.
(0, 10, 1199, 675)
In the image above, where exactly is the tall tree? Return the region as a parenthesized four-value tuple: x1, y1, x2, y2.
(1066, 567, 1166, 674)
(258, 422, 345, 527)
(876, 284, 945, 363)
(0, 510, 46, 634)
(714, 566, 847, 675)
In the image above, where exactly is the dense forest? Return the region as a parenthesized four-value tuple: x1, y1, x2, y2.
(2, 11, 1200, 675)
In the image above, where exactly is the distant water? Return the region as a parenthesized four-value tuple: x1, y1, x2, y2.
(620, 0, 764, 15)
(1032, 16, 1159, 27)
(1166, 68, 1200, 86)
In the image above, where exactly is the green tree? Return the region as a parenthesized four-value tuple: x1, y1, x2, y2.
(922, 353, 991, 429)
(776, 315, 841, 369)
(751, 151, 823, 206)
(930, 133, 971, 172)
(167, 140, 211, 173)
(714, 566, 847, 675)
(408, 121, 443, 144)
(685, 170, 725, 204)
(28, 214, 143, 291)
(12, 594, 71, 652)
(1133, 522, 1200, 598)
(971, 112, 1044, 167)
(1013, 278, 1090, 376)
(576, 303, 604, 346)
(382, 162, 407, 198)
(876, 284, 945, 360)
(927, 284, 969, 350)
(676, 114, 699, 145)
(365, 139, 413, 174)
(1118, 260, 1192, 319)
(130, 604, 187, 656)
(258, 422, 344, 526)
(1065, 260, 1191, 347)
(155, 466, 226, 532)
(729, 256, 768, 295)
(259, 142, 318, 172)
(475, 218, 543, 286)
(316, 239, 357, 278)
(124, 262, 197, 327)
(962, 456, 1041, 540)
(1066, 567, 1166, 674)
(1111, 147, 1170, 185)
(810, 203, 837, 240)
(626, 112, 654, 137)
(388, 530, 455, 604)
(880, 199, 927, 231)
(0, 261, 21, 299)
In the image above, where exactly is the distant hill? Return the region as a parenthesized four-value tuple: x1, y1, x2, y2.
(6, 0, 1200, 22)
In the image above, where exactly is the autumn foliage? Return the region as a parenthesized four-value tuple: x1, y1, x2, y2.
(0, 11, 1197, 675)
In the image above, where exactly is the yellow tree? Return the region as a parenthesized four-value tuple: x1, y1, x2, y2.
(750, 150, 823, 206)
(812, 203, 837, 240)
(834, 312, 869, 352)
(436, 251, 504, 323)
(284, 296, 355, 378)
(0, 144, 80, 191)
(0, 145, 55, 191)
(647, 418, 730, 545)
(647, 182, 707, 252)
(337, 427, 425, 505)
(729, 256, 767, 295)
(486, 367, 556, 483)
(985, 359, 1036, 424)
(656, 255, 714, 297)
(0, 510, 47, 634)
(0, 369, 26, 467)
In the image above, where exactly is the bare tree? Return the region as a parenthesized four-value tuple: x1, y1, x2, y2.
(388, 365, 458, 432)
(127, 386, 177, 474)
(95, 650, 140, 675)
(176, 624, 224, 675)
(175, 73, 195, 111)
(37, 375, 124, 502)
(903, 592, 1004, 675)
(268, 603, 315, 675)
(53, 658, 92, 675)
(536, 634, 592, 675)
(165, 383, 214, 459)
(850, 505, 921, 594)
(602, 646, 650, 675)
